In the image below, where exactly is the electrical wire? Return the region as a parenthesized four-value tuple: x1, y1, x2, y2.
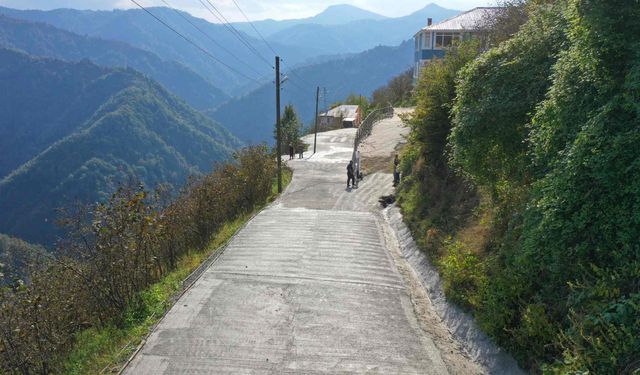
(280, 60, 317, 90)
(158, 0, 263, 77)
(129, 0, 261, 83)
(198, 0, 274, 68)
(229, 0, 278, 56)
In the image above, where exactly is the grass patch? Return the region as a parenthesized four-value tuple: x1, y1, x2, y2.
(62, 168, 293, 374)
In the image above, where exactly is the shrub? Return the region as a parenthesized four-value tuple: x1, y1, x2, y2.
(0, 146, 278, 373)
(439, 240, 487, 311)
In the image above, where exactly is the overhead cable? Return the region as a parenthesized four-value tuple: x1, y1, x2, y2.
(159, 0, 263, 77)
(198, 0, 274, 68)
(129, 0, 261, 83)
(229, 0, 278, 56)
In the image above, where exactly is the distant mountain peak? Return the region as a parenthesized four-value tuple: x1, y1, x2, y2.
(412, 2, 463, 14)
(310, 4, 387, 25)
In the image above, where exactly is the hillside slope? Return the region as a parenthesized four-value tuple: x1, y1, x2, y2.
(0, 49, 241, 246)
(0, 15, 228, 111)
(211, 41, 413, 144)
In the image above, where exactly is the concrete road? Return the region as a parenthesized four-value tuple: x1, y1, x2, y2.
(124, 126, 481, 374)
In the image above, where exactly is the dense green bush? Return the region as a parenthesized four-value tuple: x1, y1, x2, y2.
(515, 0, 640, 370)
(450, 2, 567, 194)
(371, 69, 415, 108)
(0, 146, 277, 374)
(401, 0, 640, 372)
(398, 40, 481, 243)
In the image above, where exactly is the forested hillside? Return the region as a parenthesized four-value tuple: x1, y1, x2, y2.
(212, 41, 414, 144)
(400, 0, 639, 373)
(0, 49, 241, 247)
(0, 15, 229, 111)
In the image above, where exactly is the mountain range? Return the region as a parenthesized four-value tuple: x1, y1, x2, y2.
(0, 4, 459, 96)
(0, 15, 229, 111)
(231, 4, 388, 36)
(0, 48, 240, 246)
(0, 3, 462, 246)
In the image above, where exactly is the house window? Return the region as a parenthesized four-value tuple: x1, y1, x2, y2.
(423, 32, 431, 49)
(434, 32, 461, 48)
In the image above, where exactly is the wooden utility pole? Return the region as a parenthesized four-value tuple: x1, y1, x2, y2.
(276, 56, 282, 193)
(314, 86, 320, 154)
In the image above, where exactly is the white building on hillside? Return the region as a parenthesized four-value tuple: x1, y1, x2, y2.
(413, 7, 500, 79)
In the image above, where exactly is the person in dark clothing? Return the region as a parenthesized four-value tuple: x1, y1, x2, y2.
(393, 154, 400, 186)
(289, 143, 294, 160)
(347, 160, 355, 188)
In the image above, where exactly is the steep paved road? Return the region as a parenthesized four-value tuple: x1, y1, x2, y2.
(124, 120, 483, 374)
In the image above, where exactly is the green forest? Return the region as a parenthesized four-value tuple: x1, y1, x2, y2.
(0, 48, 241, 246)
(399, 0, 639, 372)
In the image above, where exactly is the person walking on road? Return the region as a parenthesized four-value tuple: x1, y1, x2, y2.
(393, 154, 400, 187)
(289, 143, 294, 160)
(298, 143, 304, 159)
(347, 160, 355, 189)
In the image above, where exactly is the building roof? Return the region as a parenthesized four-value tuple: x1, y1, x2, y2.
(322, 105, 359, 119)
(420, 7, 501, 32)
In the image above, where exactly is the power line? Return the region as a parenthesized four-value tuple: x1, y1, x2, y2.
(129, 0, 260, 83)
(229, 0, 278, 56)
(280, 60, 316, 90)
(198, 0, 274, 69)
(158, 0, 263, 77)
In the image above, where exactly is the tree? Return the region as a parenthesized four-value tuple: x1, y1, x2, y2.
(275, 104, 302, 154)
(371, 69, 414, 108)
(475, 0, 530, 48)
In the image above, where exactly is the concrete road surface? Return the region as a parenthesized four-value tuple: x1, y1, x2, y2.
(124, 125, 482, 374)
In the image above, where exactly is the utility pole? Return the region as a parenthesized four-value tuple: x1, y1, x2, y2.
(276, 56, 282, 193)
(314, 86, 320, 154)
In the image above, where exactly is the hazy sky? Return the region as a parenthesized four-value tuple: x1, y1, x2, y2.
(0, 0, 493, 21)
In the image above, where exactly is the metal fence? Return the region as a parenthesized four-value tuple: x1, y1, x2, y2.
(352, 106, 394, 180)
(353, 106, 394, 157)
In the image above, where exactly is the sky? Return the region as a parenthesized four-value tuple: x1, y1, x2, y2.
(0, 0, 493, 22)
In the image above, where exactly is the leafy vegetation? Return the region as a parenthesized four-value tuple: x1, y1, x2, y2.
(370, 69, 415, 108)
(0, 146, 286, 374)
(276, 104, 303, 154)
(0, 234, 47, 286)
(0, 49, 241, 247)
(399, 0, 640, 372)
(61, 167, 292, 375)
(399, 39, 481, 250)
